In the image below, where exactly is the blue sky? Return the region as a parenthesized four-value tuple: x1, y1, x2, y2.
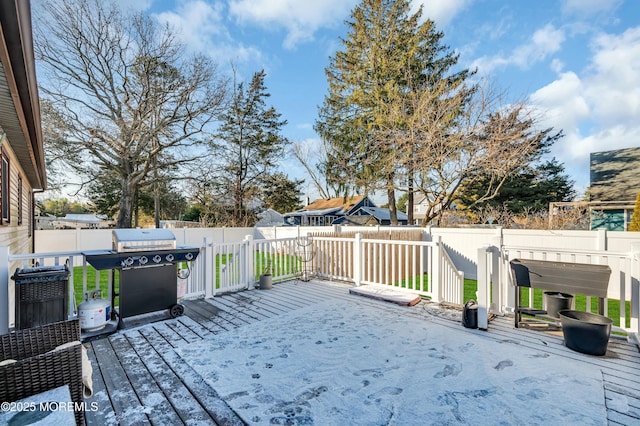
(126, 0, 639, 201)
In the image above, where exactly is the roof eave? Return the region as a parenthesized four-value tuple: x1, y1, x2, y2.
(0, 0, 46, 189)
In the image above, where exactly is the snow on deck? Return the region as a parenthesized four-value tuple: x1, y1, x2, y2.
(84, 280, 640, 425)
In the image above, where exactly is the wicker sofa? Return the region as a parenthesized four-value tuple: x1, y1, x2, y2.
(0, 319, 84, 425)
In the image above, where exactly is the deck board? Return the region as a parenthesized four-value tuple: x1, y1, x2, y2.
(137, 324, 245, 426)
(84, 279, 640, 425)
(124, 327, 217, 424)
(90, 338, 150, 425)
(84, 344, 117, 426)
(108, 333, 183, 425)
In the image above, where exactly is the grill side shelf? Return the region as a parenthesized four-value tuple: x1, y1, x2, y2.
(82, 247, 200, 270)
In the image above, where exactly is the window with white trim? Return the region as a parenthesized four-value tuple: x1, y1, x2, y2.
(1, 150, 9, 224)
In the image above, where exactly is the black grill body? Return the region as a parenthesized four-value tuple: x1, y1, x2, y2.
(83, 230, 199, 320)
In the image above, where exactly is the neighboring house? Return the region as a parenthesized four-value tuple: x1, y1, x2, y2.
(549, 148, 640, 231)
(413, 196, 428, 225)
(331, 215, 379, 226)
(413, 196, 444, 225)
(334, 206, 409, 226)
(160, 220, 201, 229)
(255, 208, 284, 227)
(284, 196, 408, 226)
(588, 148, 640, 231)
(283, 195, 375, 226)
(52, 214, 114, 229)
(0, 0, 46, 254)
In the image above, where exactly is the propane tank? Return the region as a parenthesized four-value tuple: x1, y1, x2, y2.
(78, 296, 110, 331)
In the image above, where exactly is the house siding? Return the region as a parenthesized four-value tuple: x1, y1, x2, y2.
(1, 138, 35, 329)
(0, 137, 33, 254)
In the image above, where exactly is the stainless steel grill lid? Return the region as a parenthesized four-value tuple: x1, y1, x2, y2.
(112, 229, 177, 252)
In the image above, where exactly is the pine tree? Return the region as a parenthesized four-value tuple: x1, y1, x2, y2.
(213, 70, 289, 226)
(315, 0, 471, 224)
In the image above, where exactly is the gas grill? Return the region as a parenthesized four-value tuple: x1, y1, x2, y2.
(83, 229, 200, 325)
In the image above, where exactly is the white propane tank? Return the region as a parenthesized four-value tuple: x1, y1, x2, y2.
(78, 297, 110, 331)
(177, 268, 188, 300)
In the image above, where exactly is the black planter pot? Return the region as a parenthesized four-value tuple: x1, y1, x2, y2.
(544, 292, 573, 318)
(558, 310, 613, 356)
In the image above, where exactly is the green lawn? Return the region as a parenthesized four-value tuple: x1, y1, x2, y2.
(394, 273, 630, 329)
(70, 263, 630, 330)
(70, 253, 302, 305)
(71, 266, 118, 306)
(518, 287, 631, 329)
(391, 274, 476, 302)
(254, 251, 301, 280)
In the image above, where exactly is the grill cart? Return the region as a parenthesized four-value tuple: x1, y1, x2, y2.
(82, 229, 199, 336)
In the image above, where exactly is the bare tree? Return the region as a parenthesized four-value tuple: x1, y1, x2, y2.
(380, 79, 555, 225)
(35, 0, 228, 228)
(292, 141, 336, 200)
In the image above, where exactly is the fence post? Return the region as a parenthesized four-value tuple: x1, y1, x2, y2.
(0, 245, 9, 334)
(203, 237, 214, 298)
(353, 233, 362, 286)
(431, 236, 442, 303)
(490, 244, 501, 315)
(631, 273, 639, 343)
(499, 246, 515, 314)
(477, 246, 492, 330)
(596, 228, 607, 251)
(244, 235, 254, 290)
(631, 244, 640, 343)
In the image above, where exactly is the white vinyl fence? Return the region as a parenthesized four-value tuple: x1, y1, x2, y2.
(475, 244, 639, 341)
(2, 228, 638, 345)
(310, 235, 464, 303)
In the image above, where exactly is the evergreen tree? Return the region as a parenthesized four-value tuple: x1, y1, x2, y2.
(261, 173, 304, 213)
(458, 157, 576, 214)
(212, 70, 289, 226)
(316, 0, 472, 224)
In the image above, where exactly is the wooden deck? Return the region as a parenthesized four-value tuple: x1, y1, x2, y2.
(84, 279, 640, 425)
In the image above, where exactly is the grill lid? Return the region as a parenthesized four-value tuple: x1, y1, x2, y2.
(112, 229, 176, 252)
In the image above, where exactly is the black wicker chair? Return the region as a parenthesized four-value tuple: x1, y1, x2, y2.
(0, 319, 84, 425)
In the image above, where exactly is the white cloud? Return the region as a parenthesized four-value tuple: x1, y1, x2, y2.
(562, 0, 622, 18)
(585, 27, 640, 127)
(228, 0, 471, 49)
(153, 1, 264, 65)
(529, 26, 640, 189)
(154, 1, 226, 52)
(530, 71, 589, 137)
(229, 0, 357, 49)
(472, 24, 565, 74)
(410, 0, 473, 27)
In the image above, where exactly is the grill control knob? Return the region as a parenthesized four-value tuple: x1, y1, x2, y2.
(153, 255, 162, 263)
(139, 256, 148, 265)
(166, 253, 174, 262)
(185, 252, 193, 260)
(124, 257, 134, 266)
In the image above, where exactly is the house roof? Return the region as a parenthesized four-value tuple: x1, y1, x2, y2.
(302, 196, 365, 212)
(332, 215, 378, 226)
(288, 207, 343, 217)
(0, 0, 46, 189)
(358, 206, 408, 221)
(62, 214, 104, 223)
